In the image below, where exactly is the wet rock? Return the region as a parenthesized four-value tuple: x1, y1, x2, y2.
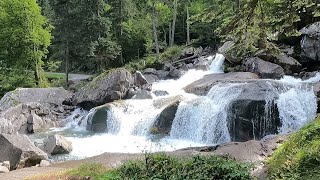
(300, 21, 320, 61)
(243, 57, 285, 79)
(73, 68, 134, 109)
(155, 70, 170, 79)
(143, 74, 159, 84)
(184, 72, 259, 96)
(169, 67, 182, 79)
(132, 90, 153, 100)
(43, 135, 72, 155)
(153, 90, 169, 97)
(134, 71, 149, 88)
(86, 104, 110, 132)
(151, 96, 184, 134)
(0, 134, 48, 170)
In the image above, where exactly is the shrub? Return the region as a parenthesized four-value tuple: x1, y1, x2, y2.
(114, 154, 253, 180)
(267, 117, 320, 180)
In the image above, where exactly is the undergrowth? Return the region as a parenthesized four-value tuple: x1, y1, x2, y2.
(267, 117, 320, 180)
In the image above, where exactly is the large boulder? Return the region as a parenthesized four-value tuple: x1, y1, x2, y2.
(42, 135, 72, 155)
(73, 69, 134, 109)
(300, 21, 320, 61)
(151, 96, 184, 134)
(255, 50, 302, 74)
(0, 87, 72, 113)
(0, 102, 63, 134)
(0, 134, 47, 170)
(134, 71, 149, 88)
(184, 72, 260, 96)
(243, 57, 285, 79)
(226, 81, 282, 141)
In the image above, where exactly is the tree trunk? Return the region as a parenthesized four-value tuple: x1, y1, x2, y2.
(170, 0, 178, 47)
(152, 3, 160, 57)
(186, 5, 190, 45)
(169, 22, 172, 46)
(65, 40, 69, 88)
(33, 43, 40, 87)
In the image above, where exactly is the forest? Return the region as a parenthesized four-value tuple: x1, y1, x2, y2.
(0, 0, 319, 96)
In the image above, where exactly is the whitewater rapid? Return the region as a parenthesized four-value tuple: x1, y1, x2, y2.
(48, 54, 318, 159)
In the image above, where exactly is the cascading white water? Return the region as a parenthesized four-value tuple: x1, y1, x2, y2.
(170, 83, 243, 144)
(51, 54, 318, 159)
(276, 75, 319, 134)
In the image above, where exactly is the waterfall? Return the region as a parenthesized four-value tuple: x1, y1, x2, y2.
(209, 54, 225, 73)
(170, 83, 243, 144)
(55, 53, 318, 158)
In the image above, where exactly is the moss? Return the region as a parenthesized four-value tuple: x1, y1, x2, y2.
(267, 116, 320, 180)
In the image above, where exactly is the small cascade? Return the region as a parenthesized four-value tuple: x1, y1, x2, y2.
(209, 54, 225, 73)
(170, 83, 243, 144)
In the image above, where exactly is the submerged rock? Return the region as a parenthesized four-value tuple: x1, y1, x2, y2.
(73, 68, 134, 109)
(132, 90, 153, 100)
(0, 134, 47, 170)
(43, 135, 72, 155)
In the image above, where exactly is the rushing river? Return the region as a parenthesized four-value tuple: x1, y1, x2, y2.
(33, 54, 319, 160)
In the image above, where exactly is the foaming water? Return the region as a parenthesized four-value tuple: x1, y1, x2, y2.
(51, 54, 318, 159)
(67, 135, 205, 158)
(170, 83, 243, 144)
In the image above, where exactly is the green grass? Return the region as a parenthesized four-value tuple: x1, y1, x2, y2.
(267, 116, 320, 180)
(45, 73, 65, 79)
(70, 154, 252, 180)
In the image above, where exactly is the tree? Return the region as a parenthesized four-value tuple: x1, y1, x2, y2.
(0, 0, 52, 87)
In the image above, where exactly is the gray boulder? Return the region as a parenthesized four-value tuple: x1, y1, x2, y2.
(143, 74, 159, 84)
(132, 90, 153, 99)
(151, 96, 184, 134)
(0, 134, 47, 170)
(255, 50, 301, 74)
(300, 21, 320, 61)
(184, 72, 259, 96)
(153, 90, 169, 97)
(86, 104, 110, 132)
(0, 87, 72, 113)
(43, 135, 72, 155)
(0, 102, 61, 134)
(73, 68, 134, 109)
(134, 71, 149, 88)
(243, 57, 285, 79)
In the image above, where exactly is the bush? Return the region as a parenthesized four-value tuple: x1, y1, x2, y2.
(267, 117, 320, 180)
(0, 69, 35, 97)
(113, 154, 253, 180)
(159, 45, 183, 62)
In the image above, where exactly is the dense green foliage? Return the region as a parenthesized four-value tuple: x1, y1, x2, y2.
(194, 0, 320, 57)
(0, 0, 52, 96)
(0, 0, 319, 95)
(67, 154, 253, 180)
(268, 117, 320, 180)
